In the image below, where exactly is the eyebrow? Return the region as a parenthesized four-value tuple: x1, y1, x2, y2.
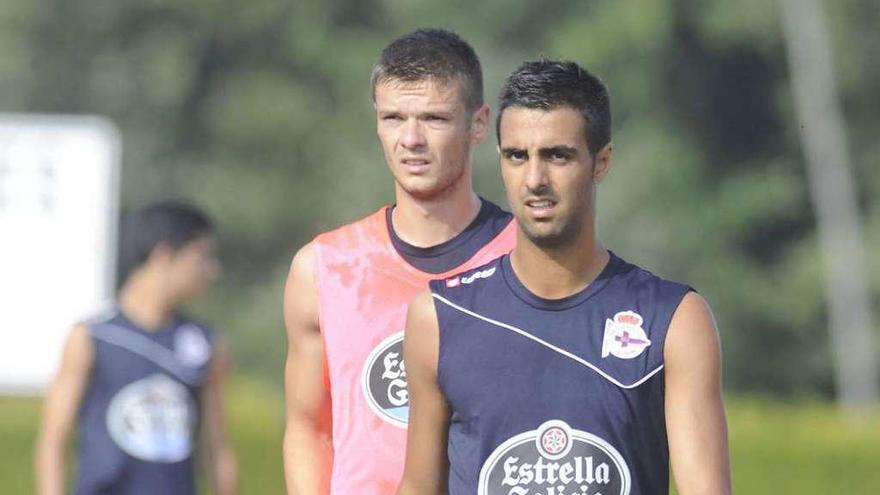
(376, 109, 456, 118)
(539, 145, 578, 157)
(499, 146, 523, 155)
(499, 145, 578, 155)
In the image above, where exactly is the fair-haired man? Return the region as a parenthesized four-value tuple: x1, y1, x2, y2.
(283, 29, 516, 494)
(399, 60, 731, 494)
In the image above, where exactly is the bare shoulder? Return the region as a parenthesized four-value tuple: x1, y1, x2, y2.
(287, 242, 317, 288)
(55, 323, 94, 377)
(665, 291, 721, 367)
(670, 291, 716, 330)
(65, 323, 94, 362)
(407, 290, 438, 330)
(404, 290, 440, 371)
(284, 242, 320, 335)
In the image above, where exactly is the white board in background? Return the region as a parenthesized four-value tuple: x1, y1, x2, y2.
(0, 114, 120, 394)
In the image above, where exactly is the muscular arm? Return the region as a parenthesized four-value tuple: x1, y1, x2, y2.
(397, 290, 450, 495)
(283, 243, 333, 494)
(665, 292, 731, 494)
(34, 324, 94, 495)
(201, 338, 238, 495)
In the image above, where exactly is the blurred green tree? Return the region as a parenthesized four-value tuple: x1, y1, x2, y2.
(1, 0, 876, 399)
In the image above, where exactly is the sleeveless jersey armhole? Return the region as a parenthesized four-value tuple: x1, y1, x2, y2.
(648, 284, 695, 375)
(310, 238, 333, 393)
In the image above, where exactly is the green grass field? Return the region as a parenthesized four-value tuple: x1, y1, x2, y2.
(3, 379, 878, 493)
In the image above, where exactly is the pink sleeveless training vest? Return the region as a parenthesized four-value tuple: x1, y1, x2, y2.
(313, 206, 516, 494)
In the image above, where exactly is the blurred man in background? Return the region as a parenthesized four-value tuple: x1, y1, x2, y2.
(399, 60, 731, 494)
(283, 28, 516, 493)
(35, 201, 237, 495)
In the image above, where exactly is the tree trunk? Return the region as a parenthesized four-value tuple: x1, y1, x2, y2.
(778, 0, 878, 411)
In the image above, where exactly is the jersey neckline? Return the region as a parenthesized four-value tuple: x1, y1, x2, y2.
(387, 197, 492, 257)
(500, 251, 622, 311)
(111, 307, 183, 336)
(382, 197, 512, 275)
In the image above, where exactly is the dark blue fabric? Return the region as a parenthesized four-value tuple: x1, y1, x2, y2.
(430, 252, 691, 495)
(74, 310, 214, 495)
(386, 197, 512, 274)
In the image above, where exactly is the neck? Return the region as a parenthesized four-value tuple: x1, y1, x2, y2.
(509, 224, 608, 300)
(391, 174, 481, 247)
(117, 271, 176, 331)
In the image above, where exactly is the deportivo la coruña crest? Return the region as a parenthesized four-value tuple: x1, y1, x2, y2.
(601, 311, 651, 360)
(479, 420, 631, 495)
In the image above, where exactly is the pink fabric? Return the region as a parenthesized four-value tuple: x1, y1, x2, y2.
(313, 206, 516, 494)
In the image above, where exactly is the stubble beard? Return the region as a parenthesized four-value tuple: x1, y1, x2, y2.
(519, 215, 582, 249)
(517, 194, 590, 250)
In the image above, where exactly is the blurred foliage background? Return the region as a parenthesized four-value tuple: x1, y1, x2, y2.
(2, 0, 879, 491)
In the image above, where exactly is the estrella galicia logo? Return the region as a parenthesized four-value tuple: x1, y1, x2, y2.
(478, 420, 631, 495)
(106, 373, 196, 463)
(361, 331, 408, 428)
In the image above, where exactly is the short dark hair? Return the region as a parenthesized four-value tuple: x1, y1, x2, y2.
(497, 60, 611, 155)
(371, 28, 484, 113)
(117, 200, 214, 286)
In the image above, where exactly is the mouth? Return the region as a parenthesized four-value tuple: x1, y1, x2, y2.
(524, 197, 557, 218)
(401, 157, 432, 173)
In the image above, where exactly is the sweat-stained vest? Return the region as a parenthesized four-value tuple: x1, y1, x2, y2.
(313, 205, 516, 494)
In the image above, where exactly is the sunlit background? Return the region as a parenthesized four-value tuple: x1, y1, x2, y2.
(1, 0, 879, 493)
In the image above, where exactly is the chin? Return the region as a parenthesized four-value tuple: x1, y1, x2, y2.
(400, 178, 459, 201)
(518, 221, 579, 249)
(524, 232, 568, 248)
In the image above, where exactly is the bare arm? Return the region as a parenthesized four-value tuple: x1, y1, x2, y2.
(34, 324, 94, 495)
(201, 338, 238, 495)
(283, 243, 333, 494)
(665, 292, 732, 494)
(397, 290, 450, 495)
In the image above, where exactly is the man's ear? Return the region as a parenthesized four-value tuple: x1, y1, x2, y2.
(470, 104, 491, 145)
(146, 242, 176, 267)
(592, 143, 613, 184)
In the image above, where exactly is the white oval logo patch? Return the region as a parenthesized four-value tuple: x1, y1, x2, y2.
(175, 324, 211, 368)
(478, 420, 631, 495)
(361, 331, 408, 428)
(106, 373, 196, 463)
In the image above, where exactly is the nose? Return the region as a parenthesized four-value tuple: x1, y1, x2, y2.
(524, 159, 550, 193)
(400, 118, 426, 150)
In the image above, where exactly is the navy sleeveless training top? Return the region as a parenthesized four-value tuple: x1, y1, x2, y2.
(429, 252, 691, 495)
(74, 309, 215, 495)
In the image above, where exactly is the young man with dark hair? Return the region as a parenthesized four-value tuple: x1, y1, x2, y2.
(399, 60, 731, 494)
(283, 28, 516, 494)
(35, 201, 237, 495)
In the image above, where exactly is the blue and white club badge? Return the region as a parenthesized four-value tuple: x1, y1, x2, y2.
(362, 331, 409, 428)
(106, 373, 196, 463)
(602, 310, 651, 359)
(174, 324, 212, 368)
